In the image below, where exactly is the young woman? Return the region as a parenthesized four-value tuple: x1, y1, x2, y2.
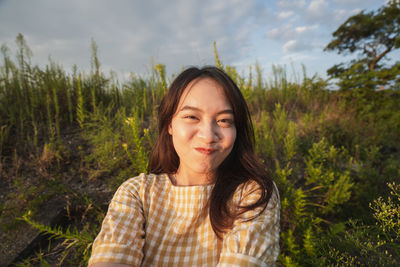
(88, 66, 280, 267)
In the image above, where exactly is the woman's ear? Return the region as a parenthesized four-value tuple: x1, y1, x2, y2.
(168, 123, 172, 135)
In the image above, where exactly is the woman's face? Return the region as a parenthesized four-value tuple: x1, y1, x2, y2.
(168, 77, 237, 183)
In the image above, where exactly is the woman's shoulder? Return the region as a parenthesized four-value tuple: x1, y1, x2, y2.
(238, 180, 279, 195)
(234, 180, 279, 206)
(118, 173, 170, 194)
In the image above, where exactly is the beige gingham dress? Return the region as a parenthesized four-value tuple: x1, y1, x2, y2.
(88, 173, 280, 266)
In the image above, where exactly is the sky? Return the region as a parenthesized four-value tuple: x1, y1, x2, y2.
(0, 0, 390, 81)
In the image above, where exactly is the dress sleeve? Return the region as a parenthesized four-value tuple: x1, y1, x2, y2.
(217, 182, 280, 267)
(88, 180, 145, 266)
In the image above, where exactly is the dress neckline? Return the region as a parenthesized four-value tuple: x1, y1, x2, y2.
(165, 173, 215, 188)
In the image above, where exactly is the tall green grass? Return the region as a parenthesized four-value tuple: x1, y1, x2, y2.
(1, 35, 399, 266)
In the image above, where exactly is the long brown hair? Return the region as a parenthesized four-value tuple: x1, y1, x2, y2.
(148, 66, 275, 238)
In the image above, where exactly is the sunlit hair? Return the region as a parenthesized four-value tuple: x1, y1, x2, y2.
(148, 66, 275, 238)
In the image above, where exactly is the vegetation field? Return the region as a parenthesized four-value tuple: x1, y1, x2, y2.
(1, 32, 399, 266)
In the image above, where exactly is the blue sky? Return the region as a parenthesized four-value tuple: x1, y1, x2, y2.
(0, 0, 389, 81)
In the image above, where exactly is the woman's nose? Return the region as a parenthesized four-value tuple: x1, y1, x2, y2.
(197, 121, 219, 143)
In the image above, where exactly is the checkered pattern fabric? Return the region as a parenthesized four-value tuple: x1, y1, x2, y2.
(88, 173, 280, 267)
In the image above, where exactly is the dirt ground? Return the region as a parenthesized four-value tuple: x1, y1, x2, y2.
(0, 131, 113, 266)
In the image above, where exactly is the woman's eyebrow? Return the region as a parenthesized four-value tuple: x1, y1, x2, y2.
(179, 105, 233, 115)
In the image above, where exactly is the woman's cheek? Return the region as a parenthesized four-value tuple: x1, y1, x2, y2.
(224, 127, 237, 148)
(177, 122, 194, 139)
(172, 122, 196, 151)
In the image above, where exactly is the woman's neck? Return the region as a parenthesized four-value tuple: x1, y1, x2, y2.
(171, 169, 214, 186)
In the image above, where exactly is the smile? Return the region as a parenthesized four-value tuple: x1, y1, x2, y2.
(195, 147, 217, 155)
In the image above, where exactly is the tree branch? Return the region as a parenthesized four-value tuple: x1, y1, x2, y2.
(369, 45, 393, 71)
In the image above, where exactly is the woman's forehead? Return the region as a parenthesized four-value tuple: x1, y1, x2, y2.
(176, 77, 232, 111)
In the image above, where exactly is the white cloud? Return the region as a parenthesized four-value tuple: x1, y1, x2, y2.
(278, 11, 294, 19)
(0, 0, 388, 80)
(283, 39, 311, 52)
(333, 8, 363, 24)
(295, 25, 318, 34)
(266, 24, 295, 41)
(266, 23, 319, 47)
(0, 0, 258, 74)
(306, 0, 329, 21)
(277, 0, 306, 9)
(282, 52, 315, 62)
(308, 0, 328, 12)
(283, 40, 298, 52)
(333, 0, 378, 7)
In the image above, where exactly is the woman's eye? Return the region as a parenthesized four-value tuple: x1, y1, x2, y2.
(217, 119, 234, 127)
(183, 115, 198, 120)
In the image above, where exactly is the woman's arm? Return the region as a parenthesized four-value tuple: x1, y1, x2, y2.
(89, 263, 134, 267)
(217, 183, 280, 267)
(88, 179, 146, 266)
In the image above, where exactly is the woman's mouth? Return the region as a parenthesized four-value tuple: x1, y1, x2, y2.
(195, 147, 216, 155)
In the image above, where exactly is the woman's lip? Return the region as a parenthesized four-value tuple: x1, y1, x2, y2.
(195, 147, 216, 155)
